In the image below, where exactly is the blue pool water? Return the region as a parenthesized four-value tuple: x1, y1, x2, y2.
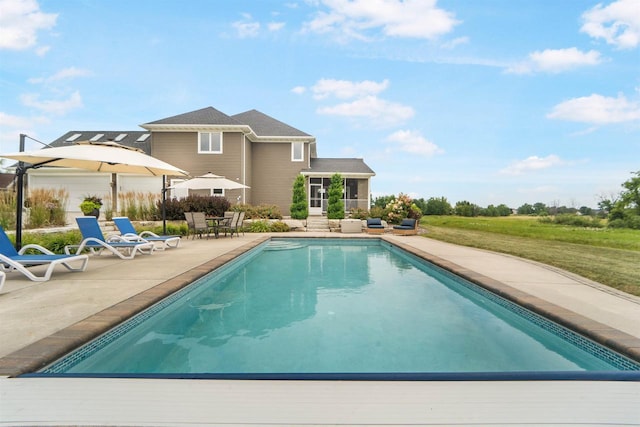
(43, 239, 639, 375)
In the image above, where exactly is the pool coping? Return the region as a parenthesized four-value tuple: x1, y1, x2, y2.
(386, 237, 640, 365)
(0, 234, 638, 377)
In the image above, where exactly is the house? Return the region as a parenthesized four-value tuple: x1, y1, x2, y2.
(28, 107, 375, 217)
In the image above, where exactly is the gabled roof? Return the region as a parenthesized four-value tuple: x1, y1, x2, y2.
(232, 109, 311, 138)
(143, 107, 242, 126)
(49, 131, 152, 154)
(303, 158, 375, 176)
(141, 106, 314, 142)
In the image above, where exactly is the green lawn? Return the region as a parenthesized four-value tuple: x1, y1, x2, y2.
(419, 216, 640, 296)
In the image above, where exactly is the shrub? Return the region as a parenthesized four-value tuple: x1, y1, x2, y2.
(607, 219, 627, 229)
(539, 214, 603, 228)
(290, 174, 308, 219)
(608, 215, 640, 230)
(349, 207, 369, 219)
(247, 220, 271, 232)
(19, 230, 82, 255)
(408, 203, 423, 220)
(386, 193, 413, 224)
(270, 221, 290, 232)
(369, 206, 387, 219)
(236, 204, 282, 219)
(327, 173, 344, 219)
(26, 188, 69, 228)
(159, 197, 185, 220)
(0, 191, 16, 230)
(180, 195, 231, 217)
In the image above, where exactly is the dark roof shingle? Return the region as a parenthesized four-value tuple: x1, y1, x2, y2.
(305, 158, 375, 175)
(144, 107, 242, 126)
(232, 109, 311, 137)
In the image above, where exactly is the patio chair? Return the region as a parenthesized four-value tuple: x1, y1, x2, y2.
(221, 211, 235, 227)
(112, 217, 180, 250)
(191, 212, 216, 239)
(219, 211, 242, 237)
(365, 218, 385, 234)
(184, 212, 195, 239)
(65, 217, 155, 259)
(0, 225, 88, 283)
(392, 218, 418, 236)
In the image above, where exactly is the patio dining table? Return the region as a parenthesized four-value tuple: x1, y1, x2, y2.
(206, 216, 226, 238)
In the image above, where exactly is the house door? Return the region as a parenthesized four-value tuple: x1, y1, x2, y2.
(309, 181, 324, 216)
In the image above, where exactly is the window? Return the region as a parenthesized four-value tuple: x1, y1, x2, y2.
(114, 133, 127, 142)
(291, 141, 304, 161)
(89, 133, 104, 142)
(199, 132, 222, 153)
(136, 133, 150, 142)
(211, 188, 224, 197)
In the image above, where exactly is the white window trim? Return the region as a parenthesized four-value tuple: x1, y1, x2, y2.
(198, 132, 223, 154)
(291, 141, 304, 162)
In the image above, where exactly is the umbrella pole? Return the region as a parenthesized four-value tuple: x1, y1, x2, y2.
(162, 175, 167, 235)
(15, 134, 27, 250)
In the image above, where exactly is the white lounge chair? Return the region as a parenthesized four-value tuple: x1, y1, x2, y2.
(112, 217, 180, 250)
(0, 225, 88, 283)
(65, 217, 155, 259)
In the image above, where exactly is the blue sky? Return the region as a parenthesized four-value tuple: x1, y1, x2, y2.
(1, 0, 639, 209)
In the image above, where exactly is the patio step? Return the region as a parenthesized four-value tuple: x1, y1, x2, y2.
(306, 216, 330, 232)
(265, 241, 307, 251)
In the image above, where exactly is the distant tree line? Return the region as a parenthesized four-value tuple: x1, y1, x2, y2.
(371, 196, 511, 218)
(370, 171, 640, 229)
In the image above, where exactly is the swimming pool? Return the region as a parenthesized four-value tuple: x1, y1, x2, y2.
(41, 238, 640, 376)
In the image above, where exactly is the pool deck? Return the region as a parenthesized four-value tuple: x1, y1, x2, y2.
(1, 231, 639, 426)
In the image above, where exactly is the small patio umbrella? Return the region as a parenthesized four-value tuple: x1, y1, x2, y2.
(170, 172, 250, 191)
(1, 140, 189, 248)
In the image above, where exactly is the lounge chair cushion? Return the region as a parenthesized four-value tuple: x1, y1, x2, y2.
(393, 218, 417, 229)
(366, 218, 384, 228)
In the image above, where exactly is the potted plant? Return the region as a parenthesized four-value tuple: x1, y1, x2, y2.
(80, 195, 103, 218)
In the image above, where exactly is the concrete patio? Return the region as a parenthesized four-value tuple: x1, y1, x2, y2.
(1, 231, 638, 426)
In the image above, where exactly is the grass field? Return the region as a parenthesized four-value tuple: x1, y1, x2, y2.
(419, 216, 640, 297)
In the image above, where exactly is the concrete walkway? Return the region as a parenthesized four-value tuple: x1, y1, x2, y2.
(1, 232, 639, 426)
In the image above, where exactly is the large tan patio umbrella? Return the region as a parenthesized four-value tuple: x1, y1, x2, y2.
(1, 139, 189, 248)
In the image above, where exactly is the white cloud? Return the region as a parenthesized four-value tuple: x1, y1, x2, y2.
(547, 93, 640, 124)
(385, 129, 443, 157)
(581, 0, 640, 49)
(311, 78, 389, 99)
(506, 48, 602, 74)
(0, 112, 32, 128)
(0, 112, 50, 154)
(0, 0, 57, 51)
(318, 95, 414, 126)
(35, 45, 50, 56)
(20, 91, 83, 115)
(268, 22, 285, 31)
(232, 14, 261, 38)
(441, 36, 469, 49)
(28, 67, 92, 84)
(291, 86, 306, 94)
(500, 155, 564, 175)
(303, 0, 459, 41)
